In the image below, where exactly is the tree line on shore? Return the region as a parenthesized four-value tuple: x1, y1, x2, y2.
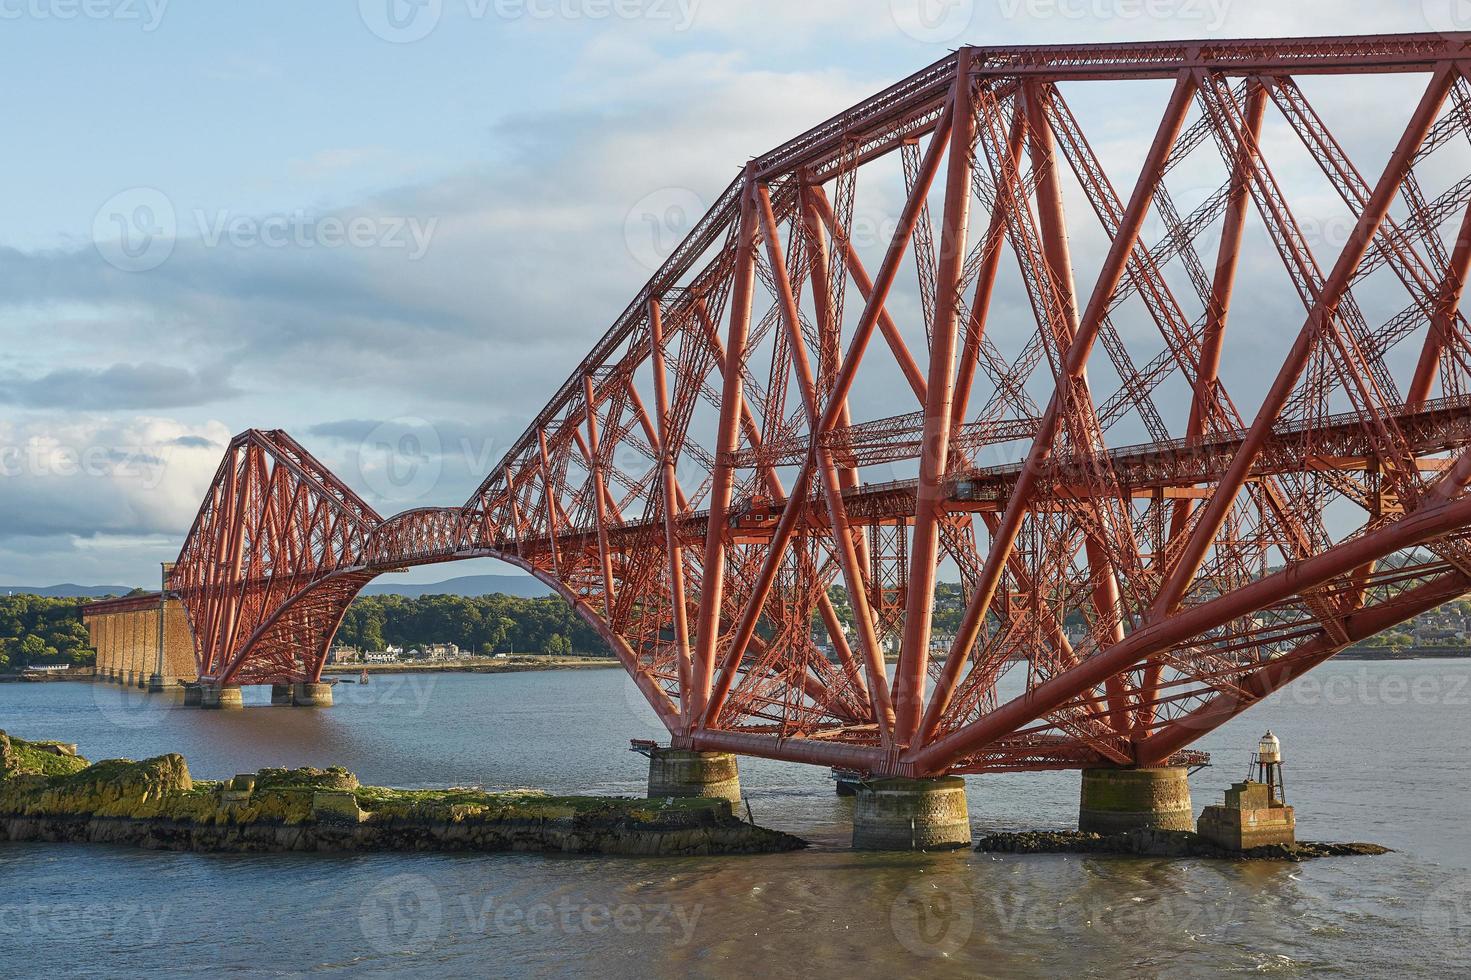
(0, 595, 96, 671)
(335, 593, 609, 657)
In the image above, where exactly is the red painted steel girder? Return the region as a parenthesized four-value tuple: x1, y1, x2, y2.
(167, 35, 1471, 777)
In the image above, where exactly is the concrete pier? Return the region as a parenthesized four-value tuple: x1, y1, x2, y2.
(200, 685, 243, 710)
(851, 776, 971, 850)
(182, 684, 203, 707)
(147, 673, 166, 694)
(291, 682, 333, 707)
(270, 684, 293, 706)
(646, 748, 741, 804)
(1078, 767, 1194, 834)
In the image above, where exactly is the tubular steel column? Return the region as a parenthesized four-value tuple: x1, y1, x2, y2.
(895, 49, 977, 746)
(648, 297, 695, 723)
(919, 71, 1198, 747)
(691, 163, 759, 723)
(1155, 66, 1455, 613)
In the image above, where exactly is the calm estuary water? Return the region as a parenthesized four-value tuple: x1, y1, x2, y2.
(2, 659, 1470, 978)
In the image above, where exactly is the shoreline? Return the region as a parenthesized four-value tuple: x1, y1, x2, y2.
(5, 651, 1469, 685)
(323, 657, 622, 677)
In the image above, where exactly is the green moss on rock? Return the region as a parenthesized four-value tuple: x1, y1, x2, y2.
(0, 731, 91, 778)
(0, 731, 805, 855)
(8, 754, 191, 818)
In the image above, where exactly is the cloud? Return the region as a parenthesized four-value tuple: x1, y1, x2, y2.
(0, 363, 240, 410)
(0, 416, 233, 542)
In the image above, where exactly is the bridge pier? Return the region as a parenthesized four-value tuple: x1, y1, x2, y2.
(181, 683, 202, 707)
(1078, 767, 1194, 834)
(200, 685, 243, 710)
(851, 777, 971, 851)
(291, 682, 333, 707)
(270, 684, 293, 706)
(646, 748, 741, 804)
(147, 673, 166, 694)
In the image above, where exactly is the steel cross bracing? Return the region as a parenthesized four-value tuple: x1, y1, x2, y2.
(169, 34, 1471, 777)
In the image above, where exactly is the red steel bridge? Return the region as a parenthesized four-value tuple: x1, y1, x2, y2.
(167, 34, 1471, 779)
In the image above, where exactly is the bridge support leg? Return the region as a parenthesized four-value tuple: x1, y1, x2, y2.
(147, 673, 166, 694)
(1078, 767, 1193, 834)
(851, 777, 971, 851)
(646, 748, 740, 804)
(292, 682, 333, 707)
(200, 685, 243, 710)
(182, 683, 202, 707)
(270, 684, 293, 706)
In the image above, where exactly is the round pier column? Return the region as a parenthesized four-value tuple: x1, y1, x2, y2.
(646, 748, 741, 804)
(1079, 767, 1193, 834)
(852, 776, 971, 851)
(147, 673, 166, 694)
(200, 685, 243, 710)
(270, 683, 293, 706)
(181, 683, 203, 707)
(292, 682, 333, 707)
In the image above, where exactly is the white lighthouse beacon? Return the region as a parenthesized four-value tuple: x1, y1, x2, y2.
(1252, 731, 1285, 805)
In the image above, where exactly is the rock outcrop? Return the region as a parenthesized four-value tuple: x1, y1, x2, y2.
(974, 828, 1389, 861)
(0, 735, 804, 857)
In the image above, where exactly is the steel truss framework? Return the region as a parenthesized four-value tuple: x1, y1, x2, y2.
(171, 34, 1471, 777)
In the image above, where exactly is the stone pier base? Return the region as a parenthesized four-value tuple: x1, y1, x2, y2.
(200, 685, 243, 710)
(1079, 767, 1194, 834)
(182, 684, 203, 707)
(147, 673, 166, 694)
(270, 684, 293, 706)
(647, 749, 741, 804)
(292, 682, 333, 707)
(1198, 781, 1296, 851)
(852, 777, 971, 850)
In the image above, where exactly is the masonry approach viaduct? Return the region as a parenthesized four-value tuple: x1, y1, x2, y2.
(90, 33, 1471, 840)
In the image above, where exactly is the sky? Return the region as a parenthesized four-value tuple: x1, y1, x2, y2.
(0, 0, 1465, 587)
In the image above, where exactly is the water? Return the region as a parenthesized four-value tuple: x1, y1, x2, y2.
(2, 660, 1470, 977)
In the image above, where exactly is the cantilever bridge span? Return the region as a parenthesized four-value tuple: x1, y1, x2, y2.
(165, 34, 1471, 780)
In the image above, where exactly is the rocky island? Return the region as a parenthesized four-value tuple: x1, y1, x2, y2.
(0, 730, 804, 857)
(975, 829, 1390, 862)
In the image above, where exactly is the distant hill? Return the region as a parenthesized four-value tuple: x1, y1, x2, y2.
(0, 576, 551, 601)
(360, 575, 551, 599)
(0, 584, 142, 599)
